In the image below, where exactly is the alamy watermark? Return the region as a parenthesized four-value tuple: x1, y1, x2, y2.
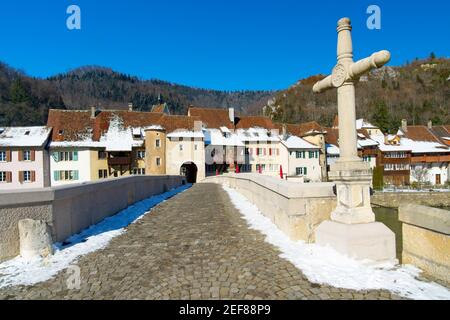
(66, 5, 81, 30)
(66, 264, 81, 290)
(367, 5, 381, 30)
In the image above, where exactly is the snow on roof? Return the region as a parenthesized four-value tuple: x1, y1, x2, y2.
(236, 128, 279, 142)
(357, 138, 379, 148)
(166, 130, 204, 139)
(101, 115, 135, 152)
(326, 144, 340, 155)
(220, 126, 231, 133)
(0, 126, 52, 147)
(204, 129, 245, 147)
(371, 134, 450, 153)
(356, 119, 377, 129)
(281, 135, 319, 149)
(143, 125, 164, 131)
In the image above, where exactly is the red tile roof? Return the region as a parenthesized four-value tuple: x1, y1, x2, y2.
(235, 116, 275, 129)
(187, 107, 234, 129)
(401, 126, 441, 143)
(47, 109, 200, 142)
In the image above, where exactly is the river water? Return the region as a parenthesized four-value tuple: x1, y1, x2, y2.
(374, 206, 450, 263)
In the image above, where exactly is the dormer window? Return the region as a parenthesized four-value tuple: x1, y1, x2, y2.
(24, 130, 30, 136)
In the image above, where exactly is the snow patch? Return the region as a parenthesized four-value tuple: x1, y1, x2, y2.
(0, 184, 191, 289)
(223, 185, 450, 300)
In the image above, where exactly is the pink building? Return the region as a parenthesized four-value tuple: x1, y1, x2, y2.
(0, 126, 52, 190)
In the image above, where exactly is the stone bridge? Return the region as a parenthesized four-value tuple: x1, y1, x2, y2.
(0, 183, 400, 300)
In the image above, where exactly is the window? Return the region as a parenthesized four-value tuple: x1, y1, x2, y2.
(23, 171, 31, 182)
(54, 170, 79, 181)
(155, 139, 161, 148)
(53, 151, 78, 162)
(296, 167, 308, 176)
(384, 163, 410, 171)
(98, 151, 107, 160)
(385, 152, 407, 158)
(179, 144, 183, 151)
(194, 144, 198, 151)
(23, 150, 31, 161)
(296, 151, 306, 159)
(0, 172, 7, 182)
(156, 157, 161, 166)
(137, 150, 145, 159)
(0, 151, 6, 162)
(98, 169, 108, 179)
(133, 168, 145, 175)
(363, 156, 371, 162)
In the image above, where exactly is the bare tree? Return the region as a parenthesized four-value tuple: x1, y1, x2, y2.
(411, 165, 429, 189)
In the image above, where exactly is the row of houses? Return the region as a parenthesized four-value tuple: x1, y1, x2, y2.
(327, 117, 450, 187)
(1, 104, 449, 190)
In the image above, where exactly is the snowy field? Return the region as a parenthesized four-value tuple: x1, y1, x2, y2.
(0, 184, 191, 289)
(223, 185, 450, 300)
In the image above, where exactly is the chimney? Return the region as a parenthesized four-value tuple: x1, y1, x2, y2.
(128, 103, 133, 112)
(228, 107, 235, 124)
(401, 119, 407, 132)
(427, 120, 432, 129)
(282, 124, 287, 139)
(90, 106, 96, 119)
(384, 133, 389, 145)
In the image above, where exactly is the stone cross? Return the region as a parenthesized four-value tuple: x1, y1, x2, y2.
(313, 17, 390, 163)
(313, 18, 396, 262)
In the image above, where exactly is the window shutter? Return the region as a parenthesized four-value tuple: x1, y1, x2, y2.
(74, 170, 79, 180)
(269, 148, 272, 156)
(263, 148, 266, 156)
(6, 171, 12, 183)
(54, 171, 59, 181)
(277, 149, 280, 156)
(31, 150, 35, 161)
(31, 171, 36, 182)
(73, 151, 78, 161)
(18, 151, 23, 161)
(304, 167, 308, 175)
(19, 171, 24, 183)
(6, 150, 11, 162)
(52, 151, 59, 162)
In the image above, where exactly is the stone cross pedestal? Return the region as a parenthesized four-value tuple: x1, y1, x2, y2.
(313, 18, 396, 262)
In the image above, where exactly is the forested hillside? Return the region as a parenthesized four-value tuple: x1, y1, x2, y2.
(0, 63, 273, 126)
(263, 56, 450, 132)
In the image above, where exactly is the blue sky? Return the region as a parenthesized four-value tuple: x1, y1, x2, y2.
(0, 0, 448, 90)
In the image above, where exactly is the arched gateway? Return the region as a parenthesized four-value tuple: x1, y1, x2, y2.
(180, 162, 198, 183)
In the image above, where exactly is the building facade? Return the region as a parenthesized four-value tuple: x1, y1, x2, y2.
(0, 127, 52, 190)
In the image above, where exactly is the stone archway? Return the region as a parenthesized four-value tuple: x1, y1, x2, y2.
(180, 162, 198, 183)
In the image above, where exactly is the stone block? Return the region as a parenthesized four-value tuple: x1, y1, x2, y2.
(18, 219, 54, 260)
(315, 220, 396, 262)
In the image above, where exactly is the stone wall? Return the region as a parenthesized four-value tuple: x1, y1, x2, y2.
(204, 173, 336, 242)
(399, 203, 450, 285)
(372, 191, 450, 208)
(0, 175, 185, 261)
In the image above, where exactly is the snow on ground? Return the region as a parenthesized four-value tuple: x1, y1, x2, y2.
(0, 184, 191, 289)
(223, 185, 450, 300)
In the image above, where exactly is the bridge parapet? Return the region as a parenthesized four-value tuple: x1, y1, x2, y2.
(204, 173, 336, 243)
(0, 175, 185, 261)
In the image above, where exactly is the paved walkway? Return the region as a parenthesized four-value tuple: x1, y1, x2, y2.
(0, 183, 402, 300)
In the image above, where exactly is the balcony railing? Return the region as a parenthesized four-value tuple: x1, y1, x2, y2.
(108, 156, 131, 166)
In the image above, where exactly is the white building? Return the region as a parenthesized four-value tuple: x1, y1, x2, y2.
(279, 135, 322, 182)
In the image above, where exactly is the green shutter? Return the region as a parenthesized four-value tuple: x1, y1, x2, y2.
(304, 167, 307, 175)
(74, 170, 79, 180)
(54, 171, 59, 181)
(73, 151, 78, 161)
(52, 152, 59, 162)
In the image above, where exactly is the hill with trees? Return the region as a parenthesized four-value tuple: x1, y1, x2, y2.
(0, 63, 273, 127)
(262, 55, 450, 132)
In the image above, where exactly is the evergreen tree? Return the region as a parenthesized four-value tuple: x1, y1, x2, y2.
(372, 100, 391, 133)
(9, 78, 30, 103)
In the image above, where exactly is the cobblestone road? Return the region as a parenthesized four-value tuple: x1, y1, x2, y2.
(0, 183, 402, 300)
